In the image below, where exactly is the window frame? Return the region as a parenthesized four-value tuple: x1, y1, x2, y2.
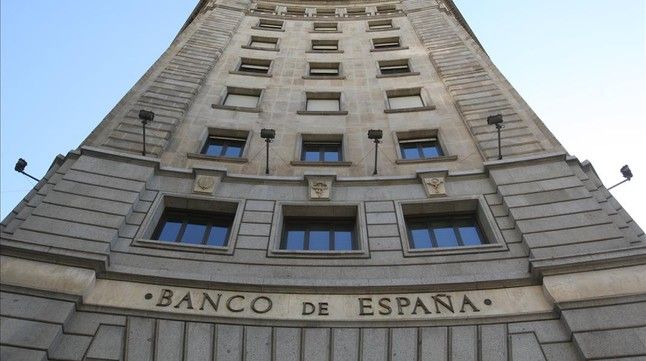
(395, 197, 507, 257)
(368, 19, 396, 31)
(200, 136, 247, 158)
(385, 88, 435, 113)
(405, 213, 487, 249)
(213, 86, 263, 112)
(298, 92, 348, 115)
(393, 129, 456, 164)
(313, 22, 339, 32)
(268, 202, 369, 258)
(311, 39, 339, 51)
(243, 36, 280, 51)
(134, 194, 243, 255)
(399, 138, 444, 160)
(152, 208, 234, 247)
(280, 217, 357, 251)
(254, 19, 284, 31)
(301, 141, 343, 162)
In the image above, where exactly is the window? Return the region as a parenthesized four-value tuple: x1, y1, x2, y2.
(405, 214, 487, 249)
(223, 88, 261, 108)
(311, 39, 339, 51)
(301, 141, 342, 162)
(388, 94, 424, 109)
(386, 88, 433, 112)
(399, 138, 444, 160)
(257, 19, 283, 30)
(281, 218, 356, 251)
(238, 58, 271, 74)
(313, 22, 338, 32)
(309, 62, 340, 77)
(300, 92, 345, 114)
(316, 8, 336, 16)
(346, 7, 366, 16)
(373, 37, 401, 50)
(379, 59, 411, 75)
(248, 36, 278, 50)
(254, 4, 275, 13)
(368, 19, 394, 30)
(376, 5, 397, 14)
(201, 136, 246, 158)
(153, 209, 234, 247)
(286, 6, 305, 16)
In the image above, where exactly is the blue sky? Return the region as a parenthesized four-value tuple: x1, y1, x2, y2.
(2, 1, 645, 224)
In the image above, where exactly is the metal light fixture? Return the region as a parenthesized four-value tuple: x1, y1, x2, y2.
(608, 165, 633, 190)
(14, 158, 39, 182)
(487, 114, 504, 160)
(138, 110, 155, 156)
(368, 129, 383, 175)
(260, 128, 276, 175)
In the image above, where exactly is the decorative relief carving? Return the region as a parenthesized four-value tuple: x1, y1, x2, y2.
(193, 175, 219, 194)
(308, 178, 332, 200)
(422, 176, 446, 197)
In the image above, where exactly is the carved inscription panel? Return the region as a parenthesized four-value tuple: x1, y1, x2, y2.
(84, 280, 552, 322)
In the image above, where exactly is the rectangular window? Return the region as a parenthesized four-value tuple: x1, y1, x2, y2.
(301, 141, 342, 162)
(153, 209, 234, 247)
(307, 98, 340, 112)
(376, 5, 397, 14)
(316, 8, 336, 16)
(249, 36, 278, 50)
(201, 136, 246, 158)
(388, 94, 424, 109)
(399, 138, 444, 160)
(313, 22, 338, 32)
(373, 37, 401, 49)
(406, 215, 487, 249)
(281, 218, 356, 251)
(224, 92, 260, 108)
(379, 59, 411, 75)
(254, 4, 275, 13)
(346, 7, 366, 16)
(238, 58, 271, 74)
(286, 7, 305, 16)
(257, 19, 283, 30)
(368, 19, 394, 30)
(309, 62, 340, 76)
(312, 39, 339, 51)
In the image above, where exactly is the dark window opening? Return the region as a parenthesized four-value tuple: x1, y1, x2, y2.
(302, 142, 342, 162)
(153, 209, 234, 247)
(406, 215, 487, 249)
(281, 218, 356, 251)
(399, 138, 443, 160)
(201, 136, 246, 158)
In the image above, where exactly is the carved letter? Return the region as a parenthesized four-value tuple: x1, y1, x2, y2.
(358, 298, 374, 316)
(396, 297, 411, 315)
(412, 297, 432, 315)
(302, 302, 316, 315)
(156, 289, 174, 307)
(226, 295, 245, 313)
(174, 292, 194, 310)
(199, 293, 222, 311)
(378, 298, 392, 315)
(251, 296, 273, 314)
(318, 302, 329, 316)
(459, 295, 480, 313)
(432, 294, 454, 314)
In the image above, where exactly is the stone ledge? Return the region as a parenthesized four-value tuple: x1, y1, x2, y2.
(187, 153, 249, 163)
(366, 27, 401, 33)
(290, 161, 352, 167)
(297, 110, 349, 115)
(228, 70, 272, 78)
(211, 104, 262, 113)
(250, 26, 285, 32)
(376, 72, 420, 79)
(305, 50, 345, 54)
(302, 75, 347, 80)
(396, 155, 458, 164)
(385, 105, 435, 114)
(370, 46, 409, 53)
(241, 45, 280, 52)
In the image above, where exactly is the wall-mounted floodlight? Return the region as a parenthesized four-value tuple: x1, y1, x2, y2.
(138, 110, 155, 156)
(260, 128, 276, 175)
(14, 158, 39, 182)
(608, 165, 633, 190)
(368, 129, 383, 175)
(487, 114, 504, 160)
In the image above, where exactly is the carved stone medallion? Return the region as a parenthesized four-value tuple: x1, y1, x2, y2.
(193, 175, 218, 194)
(422, 176, 446, 197)
(308, 179, 332, 200)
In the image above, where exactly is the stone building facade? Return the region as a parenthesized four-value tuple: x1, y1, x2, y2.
(1, 1, 645, 360)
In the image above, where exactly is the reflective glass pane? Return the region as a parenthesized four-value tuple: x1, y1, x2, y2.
(410, 227, 432, 248)
(181, 223, 207, 244)
(334, 231, 353, 250)
(304, 149, 320, 161)
(459, 226, 483, 246)
(285, 230, 305, 250)
(401, 144, 420, 160)
(204, 143, 224, 156)
(421, 144, 441, 158)
(309, 230, 330, 250)
(224, 144, 243, 157)
(433, 227, 458, 247)
(158, 220, 182, 242)
(207, 225, 229, 247)
(324, 149, 340, 161)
